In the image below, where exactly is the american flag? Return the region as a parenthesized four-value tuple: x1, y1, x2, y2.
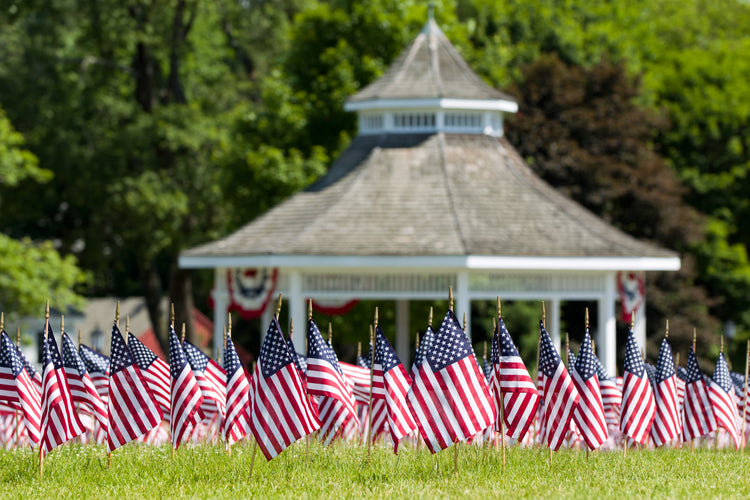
(127, 333, 171, 418)
(183, 340, 226, 419)
(14, 347, 42, 396)
(411, 326, 433, 378)
(571, 327, 608, 450)
(407, 310, 495, 453)
(537, 321, 580, 451)
(594, 355, 622, 406)
(0, 332, 41, 445)
(619, 325, 655, 445)
(372, 325, 416, 452)
(567, 348, 577, 367)
(168, 324, 204, 448)
(286, 336, 308, 379)
(681, 346, 716, 442)
(106, 324, 163, 452)
(491, 317, 539, 440)
(249, 318, 319, 460)
(78, 344, 109, 405)
(651, 337, 681, 447)
(60, 333, 108, 432)
(305, 319, 358, 427)
(676, 365, 688, 410)
(223, 335, 251, 446)
(316, 335, 358, 445)
(339, 362, 370, 406)
(709, 352, 740, 449)
(644, 362, 658, 392)
(40, 322, 86, 456)
(481, 355, 492, 382)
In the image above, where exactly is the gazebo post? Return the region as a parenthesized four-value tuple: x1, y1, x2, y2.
(212, 267, 229, 360)
(597, 271, 618, 375)
(549, 297, 561, 353)
(396, 299, 410, 366)
(288, 270, 306, 352)
(456, 272, 470, 338)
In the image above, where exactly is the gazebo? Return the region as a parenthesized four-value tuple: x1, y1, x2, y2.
(179, 17, 680, 373)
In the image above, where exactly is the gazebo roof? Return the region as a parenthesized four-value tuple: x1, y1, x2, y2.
(345, 18, 517, 110)
(182, 133, 677, 263)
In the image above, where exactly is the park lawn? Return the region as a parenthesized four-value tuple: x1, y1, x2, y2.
(0, 441, 747, 499)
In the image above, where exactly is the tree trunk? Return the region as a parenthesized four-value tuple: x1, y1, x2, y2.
(169, 265, 196, 346)
(141, 260, 168, 355)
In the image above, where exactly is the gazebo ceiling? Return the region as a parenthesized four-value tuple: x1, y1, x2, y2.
(182, 133, 677, 266)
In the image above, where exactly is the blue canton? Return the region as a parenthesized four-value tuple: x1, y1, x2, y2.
(183, 340, 210, 372)
(307, 319, 342, 374)
(61, 333, 88, 375)
(43, 324, 64, 371)
(712, 352, 733, 394)
(0, 332, 25, 377)
(109, 324, 135, 375)
(127, 333, 158, 370)
(375, 326, 402, 373)
(574, 328, 597, 380)
(684, 347, 704, 384)
(730, 371, 745, 394)
(498, 318, 520, 359)
(224, 336, 242, 377)
(655, 338, 675, 384)
(538, 322, 562, 379)
(426, 310, 473, 372)
(623, 327, 645, 378)
(168, 324, 189, 380)
(259, 318, 294, 379)
(644, 362, 657, 390)
(676, 365, 689, 382)
(79, 344, 110, 374)
(568, 348, 577, 368)
(286, 336, 307, 374)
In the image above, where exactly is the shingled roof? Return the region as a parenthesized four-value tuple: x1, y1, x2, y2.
(183, 133, 675, 259)
(346, 18, 516, 105)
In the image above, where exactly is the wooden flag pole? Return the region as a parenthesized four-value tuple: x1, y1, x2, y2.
(39, 300, 49, 477)
(15, 326, 22, 447)
(742, 340, 750, 456)
(0, 312, 3, 331)
(691, 328, 696, 452)
(542, 301, 552, 467)
(534, 327, 541, 451)
(714, 336, 724, 452)
(366, 312, 377, 460)
(497, 298, 506, 468)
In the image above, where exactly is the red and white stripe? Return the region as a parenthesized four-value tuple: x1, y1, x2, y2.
(540, 362, 580, 451)
(682, 379, 716, 441)
(340, 362, 371, 405)
(571, 370, 608, 450)
(652, 375, 680, 447)
(709, 383, 740, 449)
(372, 364, 416, 451)
(493, 355, 539, 440)
(619, 371, 655, 445)
(0, 338, 41, 445)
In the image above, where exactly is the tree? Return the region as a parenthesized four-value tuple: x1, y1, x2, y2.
(0, 107, 87, 318)
(505, 54, 718, 357)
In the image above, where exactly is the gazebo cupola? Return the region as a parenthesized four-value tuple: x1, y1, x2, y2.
(344, 17, 518, 137)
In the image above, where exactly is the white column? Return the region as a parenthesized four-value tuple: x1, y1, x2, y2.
(598, 272, 618, 375)
(289, 270, 305, 354)
(549, 297, 561, 354)
(396, 299, 410, 366)
(455, 272, 470, 339)
(635, 294, 647, 357)
(211, 267, 229, 360)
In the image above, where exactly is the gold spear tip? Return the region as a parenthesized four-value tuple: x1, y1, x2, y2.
(0, 312, 3, 331)
(692, 328, 697, 350)
(125, 315, 130, 334)
(541, 301, 546, 326)
(228, 312, 232, 332)
(357, 341, 362, 358)
(483, 341, 487, 359)
(115, 301, 120, 324)
(630, 310, 635, 329)
(16, 327, 20, 347)
(289, 317, 294, 335)
(374, 307, 379, 327)
(585, 307, 589, 328)
(328, 323, 333, 344)
(497, 297, 501, 318)
(61, 315, 64, 333)
(721, 335, 724, 353)
(308, 298, 312, 320)
(665, 318, 669, 339)
(415, 331, 420, 349)
(275, 293, 283, 319)
(181, 323, 186, 342)
(448, 286, 454, 311)
(369, 324, 374, 343)
(78, 328, 82, 345)
(462, 311, 467, 332)
(170, 303, 175, 325)
(492, 317, 496, 332)
(45, 299, 50, 320)
(428, 307, 433, 327)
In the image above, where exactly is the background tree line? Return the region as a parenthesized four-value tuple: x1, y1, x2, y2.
(1, 0, 749, 369)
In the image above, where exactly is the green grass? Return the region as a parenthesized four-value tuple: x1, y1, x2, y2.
(1, 442, 748, 499)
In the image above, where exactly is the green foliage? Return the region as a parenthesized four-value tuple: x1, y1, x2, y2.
(2, 443, 749, 498)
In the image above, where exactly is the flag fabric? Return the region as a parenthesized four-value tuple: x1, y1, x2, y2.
(107, 324, 163, 452)
(128, 333, 171, 418)
(681, 346, 716, 442)
(40, 323, 86, 456)
(537, 321, 580, 451)
(407, 310, 495, 453)
(0, 332, 41, 445)
(339, 362, 370, 406)
(79, 344, 110, 404)
(223, 335, 252, 446)
(316, 336, 358, 445)
(14, 347, 42, 396)
(571, 327, 608, 450)
(651, 337, 681, 447)
(305, 319, 358, 425)
(594, 356, 622, 407)
(644, 362, 658, 392)
(709, 352, 740, 449)
(249, 318, 319, 460)
(286, 336, 308, 379)
(619, 325, 655, 445)
(371, 325, 416, 452)
(491, 317, 539, 440)
(60, 333, 108, 431)
(168, 324, 204, 449)
(183, 340, 227, 419)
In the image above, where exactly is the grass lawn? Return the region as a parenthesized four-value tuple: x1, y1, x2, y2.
(1, 441, 747, 499)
